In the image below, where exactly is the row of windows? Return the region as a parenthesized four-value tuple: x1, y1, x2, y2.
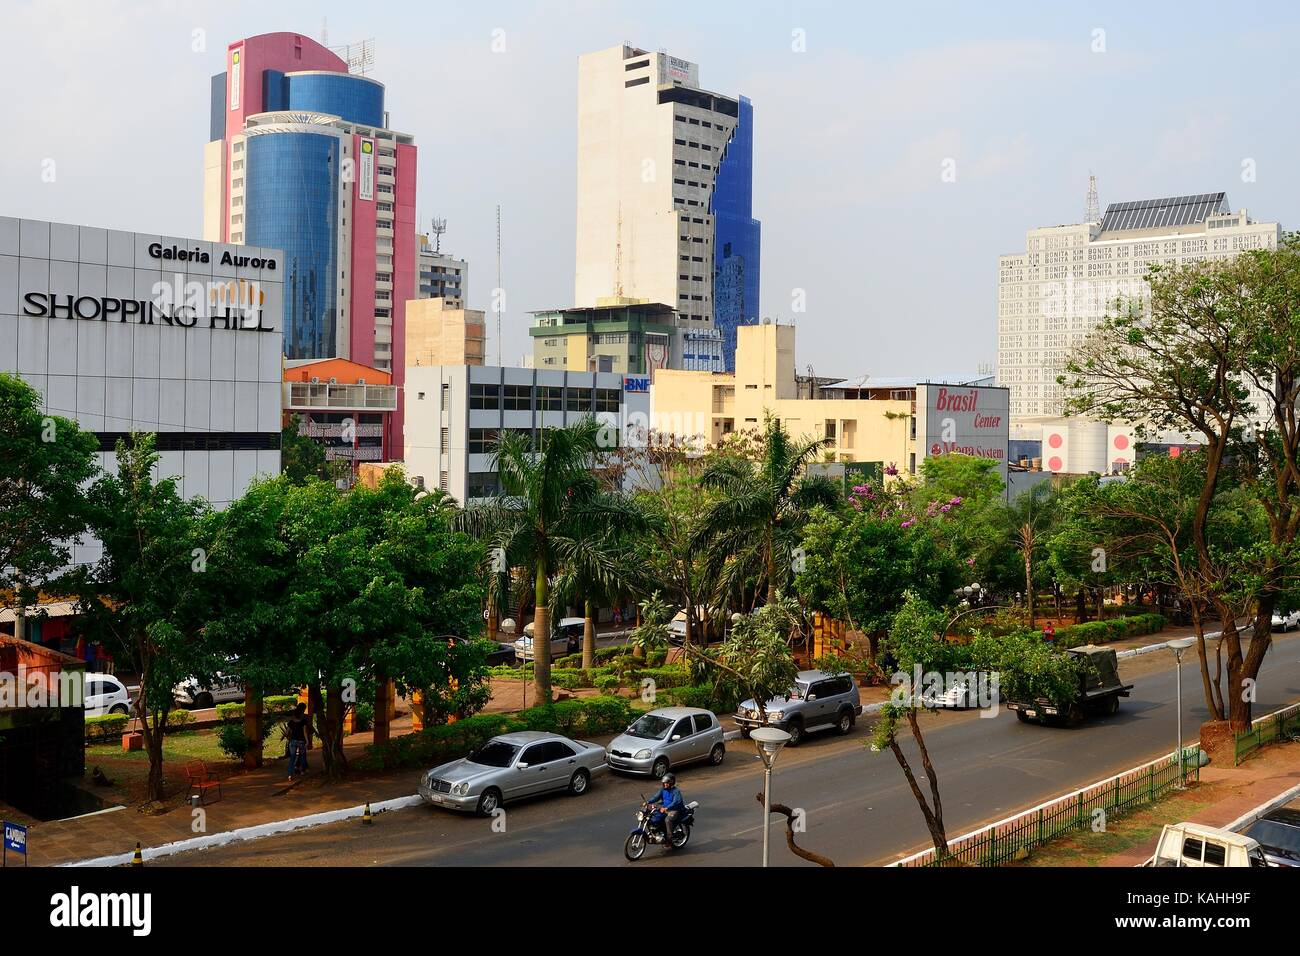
(468, 384, 622, 413)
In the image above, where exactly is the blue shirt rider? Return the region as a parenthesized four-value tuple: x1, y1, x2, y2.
(648, 772, 685, 845)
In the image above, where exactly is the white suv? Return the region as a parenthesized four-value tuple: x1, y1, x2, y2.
(84, 673, 131, 717)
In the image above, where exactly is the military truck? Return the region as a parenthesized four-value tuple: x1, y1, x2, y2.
(1006, 644, 1133, 725)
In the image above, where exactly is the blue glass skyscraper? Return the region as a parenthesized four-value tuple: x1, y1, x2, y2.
(712, 95, 761, 373)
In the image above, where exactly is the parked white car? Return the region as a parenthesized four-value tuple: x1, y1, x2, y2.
(514, 617, 584, 662)
(84, 673, 131, 718)
(1271, 608, 1300, 631)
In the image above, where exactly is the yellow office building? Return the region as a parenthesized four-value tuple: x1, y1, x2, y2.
(651, 323, 992, 476)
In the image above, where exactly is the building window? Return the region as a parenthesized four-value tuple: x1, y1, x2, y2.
(503, 384, 533, 410)
(440, 383, 450, 411)
(538, 386, 563, 411)
(566, 387, 591, 412)
(468, 428, 499, 454)
(595, 388, 620, 413)
(470, 383, 501, 410)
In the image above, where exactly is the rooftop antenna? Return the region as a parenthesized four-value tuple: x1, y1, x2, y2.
(320, 18, 328, 46)
(429, 217, 447, 255)
(1085, 173, 1100, 224)
(330, 38, 375, 76)
(496, 205, 503, 366)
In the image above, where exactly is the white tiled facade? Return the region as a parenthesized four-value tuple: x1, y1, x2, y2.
(0, 216, 284, 564)
(996, 196, 1280, 437)
(404, 364, 650, 505)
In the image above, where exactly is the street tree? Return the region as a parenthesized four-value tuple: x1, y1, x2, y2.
(1062, 237, 1300, 729)
(72, 434, 218, 801)
(0, 373, 99, 640)
(461, 418, 620, 701)
(697, 415, 841, 606)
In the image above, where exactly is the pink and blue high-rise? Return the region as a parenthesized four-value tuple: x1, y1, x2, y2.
(203, 31, 416, 450)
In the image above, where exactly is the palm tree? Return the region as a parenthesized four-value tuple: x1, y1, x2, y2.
(697, 415, 841, 606)
(461, 418, 636, 700)
(1005, 483, 1056, 628)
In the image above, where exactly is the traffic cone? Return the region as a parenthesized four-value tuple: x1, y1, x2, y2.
(362, 802, 373, 825)
(132, 842, 143, 866)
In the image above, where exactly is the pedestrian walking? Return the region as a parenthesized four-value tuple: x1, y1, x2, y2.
(286, 703, 310, 779)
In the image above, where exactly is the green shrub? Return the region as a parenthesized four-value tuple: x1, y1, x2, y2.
(359, 696, 633, 771)
(646, 648, 668, 667)
(264, 695, 299, 714)
(216, 723, 252, 760)
(662, 683, 742, 713)
(594, 644, 633, 663)
(629, 666, 692, 691)
(554, 654, 583, 669)
(594, 674, 621, 695)
(85, 714, 129, 742)
(166, 709, 193, 729)
(351, 701, 374, 733)
(551, 670, 583, 690)
(216, 702, 243, 723)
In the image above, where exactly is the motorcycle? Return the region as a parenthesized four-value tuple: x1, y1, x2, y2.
(624, 797, 699, 861)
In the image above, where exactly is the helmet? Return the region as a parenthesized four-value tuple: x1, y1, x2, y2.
(661, 773, 676, 788)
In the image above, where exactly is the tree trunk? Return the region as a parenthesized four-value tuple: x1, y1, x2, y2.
(532, 561, 551, 703)
(1023, 543, 1035, 629)
(372, 676, 392, 746)
(582, 597, 597, 670)
(243, 687, 263, 769)
(310, 684, 348, 777)
(142, 707, 167, 802)
(888, 716, 948, 861)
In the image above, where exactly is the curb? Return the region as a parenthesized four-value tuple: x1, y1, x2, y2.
(1226, 780, 1300, 834)
(61, 794, 423, 867)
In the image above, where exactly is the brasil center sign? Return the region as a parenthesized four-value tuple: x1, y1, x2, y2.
(915, 384, 1010, 482)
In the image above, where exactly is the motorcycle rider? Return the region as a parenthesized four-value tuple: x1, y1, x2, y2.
(646, 772, 686, 847)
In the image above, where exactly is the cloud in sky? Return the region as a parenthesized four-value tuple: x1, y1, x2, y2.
(3, 0, 1298, 379)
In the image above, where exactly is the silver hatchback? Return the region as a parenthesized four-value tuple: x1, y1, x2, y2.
(419, 731, 607, 816)
(606, 707, 726, 778)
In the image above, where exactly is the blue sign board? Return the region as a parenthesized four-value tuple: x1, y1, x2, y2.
(3, 820, 26, 856)
(623, 375, 649, 394)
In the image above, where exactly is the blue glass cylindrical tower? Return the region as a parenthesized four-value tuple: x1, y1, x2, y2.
(285, 73, 384, 126)
(245, 130, 340, 358)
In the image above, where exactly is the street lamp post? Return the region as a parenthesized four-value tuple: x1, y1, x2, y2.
(751, 727, 791, 868)
(1168, 637, 1196, 786)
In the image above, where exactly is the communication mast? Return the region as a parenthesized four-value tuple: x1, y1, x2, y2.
(496, 205, 503, 366)
(429, 217, 447, 254)
(330, 38, 376, 76)
(1085, 173, 1101, 224)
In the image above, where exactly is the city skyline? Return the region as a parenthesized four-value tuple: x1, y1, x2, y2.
(4, 1, 1300, 382)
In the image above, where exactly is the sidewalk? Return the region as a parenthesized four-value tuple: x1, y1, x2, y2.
(1101, 739, 1300, 866)
(19, 720, 427, 867)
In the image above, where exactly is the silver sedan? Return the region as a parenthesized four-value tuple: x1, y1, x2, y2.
(605, 707, 726, 777)
(419, 730, 608, 815)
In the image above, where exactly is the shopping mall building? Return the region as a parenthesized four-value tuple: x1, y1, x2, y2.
(0, 215, 284, 565)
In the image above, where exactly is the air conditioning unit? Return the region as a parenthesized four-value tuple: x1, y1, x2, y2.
(310, 376, 320, 384)
(329, 377, 338, 384)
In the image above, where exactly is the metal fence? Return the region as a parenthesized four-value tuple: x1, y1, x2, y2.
(893, 748, 1200, 867)
(1234, 701, 1300, 765)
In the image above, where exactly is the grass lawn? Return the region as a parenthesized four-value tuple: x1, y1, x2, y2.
(1011, 785, 1215, 866)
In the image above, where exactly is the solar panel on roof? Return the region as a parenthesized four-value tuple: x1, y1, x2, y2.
(1099, 192, 1227, 232)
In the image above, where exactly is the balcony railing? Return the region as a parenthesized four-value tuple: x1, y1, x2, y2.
(284, 382, 398, 411)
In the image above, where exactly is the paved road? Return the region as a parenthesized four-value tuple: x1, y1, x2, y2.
(164, 632, 1300, 868)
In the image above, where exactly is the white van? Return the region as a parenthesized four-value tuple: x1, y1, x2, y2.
(1145, 822, 1270, 867)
